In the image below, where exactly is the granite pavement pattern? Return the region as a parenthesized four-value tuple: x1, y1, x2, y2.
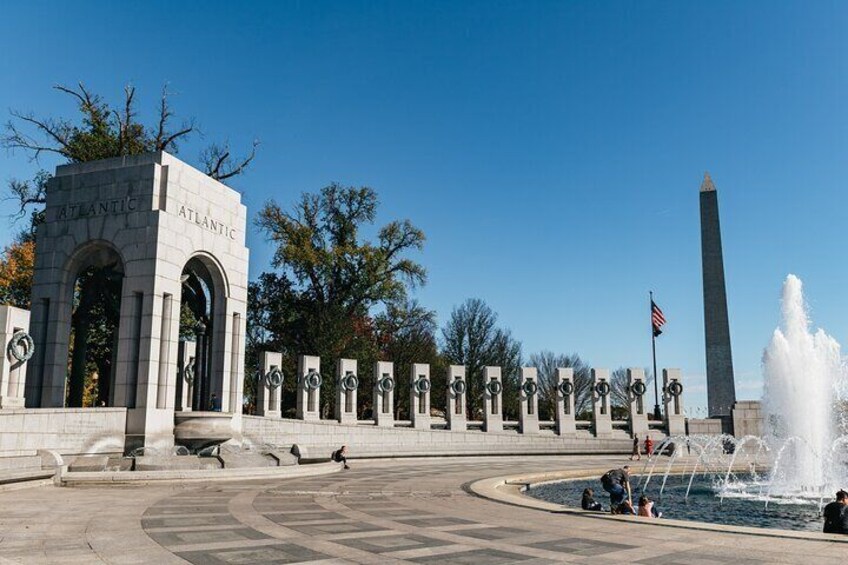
(0, 455, 845, 564)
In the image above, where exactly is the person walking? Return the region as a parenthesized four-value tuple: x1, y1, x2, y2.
(644, 435, 654, 460)
(630, 435, 641, 461)
(823, 490, 848, 534)
(600, 466, 632, 512)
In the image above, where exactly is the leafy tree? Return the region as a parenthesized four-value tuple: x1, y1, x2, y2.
(253, 184, 426, 415)
(528, 351, 593, 420)
(374, 300, 443, 419)
(0, 239, 35, 308)
(441, 298, 522, 419)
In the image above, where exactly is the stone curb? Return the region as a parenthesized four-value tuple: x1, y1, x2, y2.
(468, 468, 848, 544)
(60, 461, 341, 487)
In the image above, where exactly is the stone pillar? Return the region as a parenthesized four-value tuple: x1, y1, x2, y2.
(296, 354, 322, 421)
(663, 368, 686, 436)
(518, 367, 539, 434)
(446, 365, 467, 431)
(700, 174, 737, 418)
(554, 367, 576, 437)
(256, 351, 283, 418)
(409, 363, 431, 429)
(0, 306, 32, 409)
(591, 368, 613, 438)
(627, 367, 649, 438)
(483, 366, 503, 432)
(335, 358, 358, 424)
(373, 361, 395, 427)
(177, 340, 196, 412)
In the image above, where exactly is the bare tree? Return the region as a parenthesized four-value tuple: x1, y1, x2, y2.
(441, 298, 522, 419)
(3, 83, 258, 225)
(528, 351, 593, 419)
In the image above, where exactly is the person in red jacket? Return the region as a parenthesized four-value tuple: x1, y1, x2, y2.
(644, 435, 654, 460)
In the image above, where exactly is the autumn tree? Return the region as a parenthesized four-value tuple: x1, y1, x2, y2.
(252, 184, 427, 416)
(0, 239, 35, 308)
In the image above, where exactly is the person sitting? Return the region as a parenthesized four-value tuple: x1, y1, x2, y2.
(331, 445, 350, 469)
(638, 495, 661, 518)
(581, 488, 603, 511)
(613, 499, 636, 515)
(823, 490, 848, 534)
(600, 466, 631, 513)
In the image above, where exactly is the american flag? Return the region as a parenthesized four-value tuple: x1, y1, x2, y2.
(651, 300, 666, 337)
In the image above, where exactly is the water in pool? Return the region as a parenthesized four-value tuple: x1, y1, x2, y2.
(527, 473, 826, 532)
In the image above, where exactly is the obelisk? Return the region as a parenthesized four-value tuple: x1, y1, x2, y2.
(699, 172, 736, 422)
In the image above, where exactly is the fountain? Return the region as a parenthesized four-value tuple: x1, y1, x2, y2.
(761, 274, 847, 498)
(527, 275, 848, 531)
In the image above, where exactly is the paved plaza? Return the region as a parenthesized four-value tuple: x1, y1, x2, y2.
(0, 455, 845, 564)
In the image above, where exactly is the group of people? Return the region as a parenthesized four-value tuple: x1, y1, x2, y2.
(580, 465, 660, 518)
(630, 434, 654, 461)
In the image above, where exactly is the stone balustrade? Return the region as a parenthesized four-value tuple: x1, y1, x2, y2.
(254, 351, 686, 438)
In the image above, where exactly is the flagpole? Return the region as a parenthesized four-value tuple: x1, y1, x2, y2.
(650, 291, 662, 421)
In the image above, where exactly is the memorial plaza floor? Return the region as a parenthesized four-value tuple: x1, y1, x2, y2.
(0, 455, 844, 564)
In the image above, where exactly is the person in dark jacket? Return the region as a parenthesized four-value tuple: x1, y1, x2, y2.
(823, 490, 848, 534)
(600, 466, 632, 511)
(581, 488, 603, 511)
(630, 435, 641, 461)
(331, 445, 350, 469)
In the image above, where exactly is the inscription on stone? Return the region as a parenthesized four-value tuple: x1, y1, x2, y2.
(178, 205, 237, 239)
(54, 197, 138, 220)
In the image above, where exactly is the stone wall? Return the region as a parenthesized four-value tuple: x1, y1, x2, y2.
(0, 408, 126, 457)
(732, 400, 763, 437)
(686, 417, 724, 435)
(242, 416, 636, 458)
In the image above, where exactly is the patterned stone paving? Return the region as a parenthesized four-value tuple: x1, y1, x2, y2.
(0, 455, 846, 564)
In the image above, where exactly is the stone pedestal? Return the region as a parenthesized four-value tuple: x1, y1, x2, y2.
(296, 355, 321, 421)
(446, 365, 467, 431)
(373, 361, 395, 427)
(663, 368, 686, 436)
(518, 367, 539, 435)
(591, 368, 612, 438)
(627, 367, 649, 438)
(0, 306, 31, 409)
(483, 366, 503, 432)
(554, 367, 576, 437)
(256, 351, 282, 418)
(731, 400, 763, 438)
(335, 358, 358, 424)
(409, 363, 431, 430)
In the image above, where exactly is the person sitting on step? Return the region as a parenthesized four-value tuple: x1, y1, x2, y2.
(581, 488, 603, 511)
(331, 445, 350, 469)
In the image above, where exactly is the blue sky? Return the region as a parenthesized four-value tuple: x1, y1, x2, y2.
(3, 1, 848, 414)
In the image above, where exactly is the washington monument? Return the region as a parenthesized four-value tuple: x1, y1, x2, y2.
(699, 172, 737, 421)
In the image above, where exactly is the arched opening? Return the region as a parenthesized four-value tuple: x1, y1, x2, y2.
(177, 256, 228, 412)
(65, 245, 124, 408)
